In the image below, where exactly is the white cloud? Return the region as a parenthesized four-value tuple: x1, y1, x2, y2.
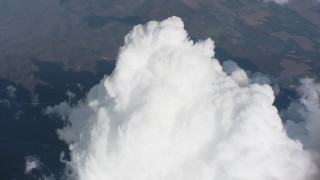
(222, 60, 249, 86)
(283, 78, 320, 167)
(44, 101, 71, 121)
(65, 90, 76, 102)
(262, 0, 320, 5)
(222, 60, 279, 95)
(6, 85, 16, 98)
(25, 156, 41, 174)
(53, 17, 319, 180)
(24, 156, 56, 180)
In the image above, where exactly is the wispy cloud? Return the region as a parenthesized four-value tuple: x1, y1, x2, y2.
(262, 0, 320, 5)
(0, 99, 11, 108)
(6, 85, 16, 98)
(263, 0, 290, 5)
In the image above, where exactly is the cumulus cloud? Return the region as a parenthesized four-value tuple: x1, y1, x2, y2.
(283, 78, 320, 166)
(6, 85, 16, 98)
(51, 17, 319, 180)
(222, 60, 249, 86)
(223, 60, 280, 96)
(44, 101, 71, 121)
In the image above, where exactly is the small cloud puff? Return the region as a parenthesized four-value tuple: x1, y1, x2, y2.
(25, 156, 41, 174)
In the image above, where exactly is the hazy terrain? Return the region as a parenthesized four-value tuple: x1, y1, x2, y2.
(1, 0, 320, 94)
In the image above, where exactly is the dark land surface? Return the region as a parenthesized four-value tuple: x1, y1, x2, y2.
(0, 0, 320, 93)
(1, 0, 320, 179)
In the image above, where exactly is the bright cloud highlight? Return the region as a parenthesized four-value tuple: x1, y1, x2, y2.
(49, 17, 319, 180)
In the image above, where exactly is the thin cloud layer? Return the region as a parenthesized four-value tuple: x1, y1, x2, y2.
(0, 99, 11, 108)
(53, 17, 319, 180)
(263, 0, 320, 5)
(264, 0, 290, 5)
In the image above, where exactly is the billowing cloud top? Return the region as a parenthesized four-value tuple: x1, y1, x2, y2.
(56, 17, 319, 180)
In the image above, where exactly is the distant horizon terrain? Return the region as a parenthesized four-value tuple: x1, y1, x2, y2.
(1, 0, 320, 93)
(1, 0, 320, 179)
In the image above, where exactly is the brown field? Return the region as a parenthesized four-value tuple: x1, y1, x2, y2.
(280, 59, 312, 76)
